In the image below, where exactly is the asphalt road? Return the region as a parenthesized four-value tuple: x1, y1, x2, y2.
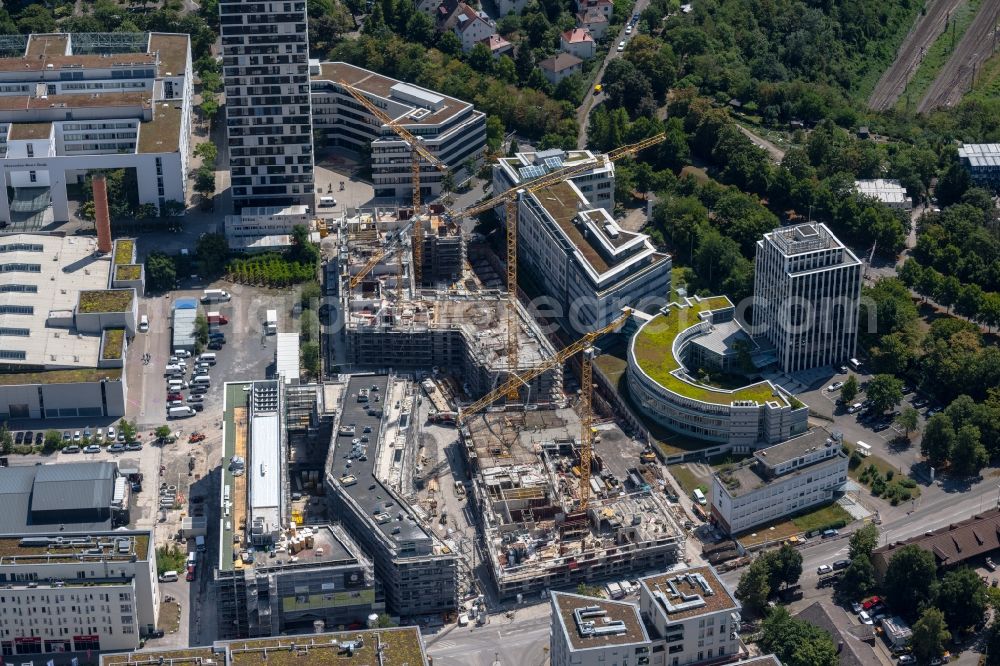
(918, 0, 1000, 112)
(427, 602, 552, 666)
(867, 0, 966, 111)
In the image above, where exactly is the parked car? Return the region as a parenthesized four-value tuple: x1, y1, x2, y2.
(822, 529, 839, 538)
(107, 426, 116, 440)
(851, 601, 863, 614)
(187, 395, 204, 403)
(73, 431, 82, 442)
(24, 430, 33, 443)
(108, 443, 126, 453)
(207, 341, 223, 350)
(63, 445, 80, 454)
(817, 564, 833, 575)
(897, 656, 915, 665)
(833, 559, 850, 571)
(986, 557, 997, 571)
(167, 392, 184, 402)
(617, 40, 626, 51)
(83, 445, 101, 454)
(33, 432, 42, 445)
(859, 610, 873, 625)
(14, 431, 24, 444)
(125, 442, 143, 451)
(827, 381, 844, 391)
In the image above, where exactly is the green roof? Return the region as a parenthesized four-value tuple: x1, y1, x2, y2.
(78, 289, 133, 313)
(102, 329, 125, 359)
(0, 367, 122, 386)
(631, 296, 787, 406)
(113, 239, 134, 266)
(115, 264, 141, 281)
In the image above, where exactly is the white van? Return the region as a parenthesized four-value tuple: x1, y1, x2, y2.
(201, 289, 231, 303)
(174, 349, 192, 359)
(191, 375, 211, 386)
(693, 488, 707, 506)
(186, 551, 197, 567)
(138, 314, 149, 332)
(856, 442, 872, 457)
(319, 196, 336, 207)
(168, 406, 196, 419)
(198, 353, 216, 365)
(159, 570, 179, 582)
(167, 379, 187, 391)
(164, 364, 183, 377)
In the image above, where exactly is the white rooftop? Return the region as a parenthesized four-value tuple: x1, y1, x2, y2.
(249, 411, 280, 534)
(855, 179, 909, 205)
(0, 233, 109, 369)
(275, 332, 300, 382)
(959, 143, 1000, 168)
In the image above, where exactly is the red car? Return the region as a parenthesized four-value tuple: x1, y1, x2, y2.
(862, 596, 881, 610)
(186, 566, 196, 581)
(167, 392, 183, 401)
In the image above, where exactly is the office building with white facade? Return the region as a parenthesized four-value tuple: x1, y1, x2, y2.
(310, 61, 486, 200)
(0, 529, 158, 657)
(220, 0, 315, 210)
(495, 147, 616, 213)
(0, 32, 191, 224)
(753, 223, 862, 374)
(710, 429, 849, 535)
(0, 235, 139, 422)
(491, 174, 669, 333)
(550, 566, 747, 666)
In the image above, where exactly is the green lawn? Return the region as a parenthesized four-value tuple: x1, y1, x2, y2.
(966, 49, 1000, 104)
(738, 502, 853, 547)
(669, 464, 708, 496)
(895, 0, 983, 111)
(847, 444, 921, 503)
(791, 503, 853, 532)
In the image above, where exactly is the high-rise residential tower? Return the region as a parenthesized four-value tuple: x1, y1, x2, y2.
(753, 222, 862, 374)
(220, 0, 315, 210)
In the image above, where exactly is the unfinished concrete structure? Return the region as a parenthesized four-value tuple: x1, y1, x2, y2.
(335, 207, 562, 400)
(459, 408, 686, 599)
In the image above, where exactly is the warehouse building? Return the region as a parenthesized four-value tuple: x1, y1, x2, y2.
(854, 179, 912, 211)
(216, 380, 382, 638)
(325, 375, 458, 617)
(0, 233, 137, 421)
(710, 428, 849, 535)
(310, 62, 486, 200)
(0, 32, 192, 224)
(0, 528, 158, 657)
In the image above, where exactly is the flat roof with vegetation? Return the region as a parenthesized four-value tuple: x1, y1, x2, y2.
(0, 367, 123, 386)
(78, 289, 133, 313)
(113, 239, 134, 266)
(631, 296, 787, 406)
(102, 329, 125, 359)
(115, 264, 141, 281)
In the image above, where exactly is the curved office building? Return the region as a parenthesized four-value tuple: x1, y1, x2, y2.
(626, 296, 808, 452)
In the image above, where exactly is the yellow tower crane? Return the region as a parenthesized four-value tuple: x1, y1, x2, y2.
(454, 133, 665, 400)
(339, 80, 449, 286)
(457, 308, 632, 509)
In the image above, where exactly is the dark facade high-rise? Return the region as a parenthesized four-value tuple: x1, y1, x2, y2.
(220, 0, 315, 210)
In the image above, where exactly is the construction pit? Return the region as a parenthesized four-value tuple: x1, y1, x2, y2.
(457, 407, 686, 600)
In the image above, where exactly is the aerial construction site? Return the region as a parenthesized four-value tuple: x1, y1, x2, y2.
(335, 205, 562, 401)
(458, 407, 686, 599)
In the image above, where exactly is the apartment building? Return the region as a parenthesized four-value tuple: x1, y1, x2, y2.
(444, 3, 497, 53)
(550, 592, 653, 666)
(550, 566, 746, 666)
(220, 0, 315, 210)
(958, 143, 1000, 186)
(710, 429, 849, 535)
(310, 62, 486, 200)
(324, 375, 457, 617)
(753, 223, 862, 374)
(492, 172, 669, 333)
(0, 530, 158, 658)
(638, 568, 741, 666)
(0, 32, 191, 224)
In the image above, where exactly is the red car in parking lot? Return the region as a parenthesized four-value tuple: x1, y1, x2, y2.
(167, 392, 183, 401)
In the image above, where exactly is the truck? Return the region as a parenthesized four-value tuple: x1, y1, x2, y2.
(168, 406, 196, 419)
(195, 535, 206, 552)
(206, 311, 228, 325)
(264, 309, 277, 335)
(201, 289, 231, 303)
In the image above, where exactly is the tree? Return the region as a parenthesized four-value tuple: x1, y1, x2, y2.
(848, 523, 879, 560)
(921, 413, 955, 468)
(290, 224, 320, 266)
(837, 555, 876, 602)
(895, 406, 920, 438)
(154, 425, 171, 443)
(195, 313, 209, 348)
(841, 374, 859, 404)
(865, 374, 903, 415)
(951, 424, 987, 476)
(884, 544, 938, 621)
(120, 420, 138, 443)
(146, 252, 177, 293)
(194, 141, 218, 166)
(735, 558, 771, 617)
(910, 608, 950, 664)
(300, 308, 320, 344)
(576, 583, 604, 597)
(194, 164, 216, 199)
(768, 544, 803, 591)
(938, 567, 988, 633)
(43, 430, 62, 452)
(0, 422, 12, 454)
(758, 607, 838, 666)
(198, 94, 219, 122)
(196, 233, 230, 277)
(301, 341, 321, 377)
